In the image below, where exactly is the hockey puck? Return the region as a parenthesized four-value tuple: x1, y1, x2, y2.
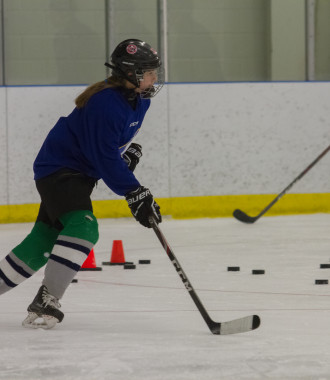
(320, 264, 330, 269)
(315, 279, 328, 285)
(227, 266, 240, 271)
(102, 261, 133, 266)
(71, 279, 78, 283)
(139, 260, 151, 264)
(252, 269, 265, 275)
(124, 264, 136, 269)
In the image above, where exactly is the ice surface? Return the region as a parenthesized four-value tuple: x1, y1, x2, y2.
(1, 215, 330, 380)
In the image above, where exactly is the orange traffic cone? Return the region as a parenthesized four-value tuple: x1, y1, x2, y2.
(80, 249, 102, 271)
(102, 240, 132, 266)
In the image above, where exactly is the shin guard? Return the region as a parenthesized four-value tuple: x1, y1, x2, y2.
(43, 210, 99, 299)
(0, 222, 59, 295)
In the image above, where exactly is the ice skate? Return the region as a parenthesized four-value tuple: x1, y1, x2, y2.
(22, 285, 64, 329)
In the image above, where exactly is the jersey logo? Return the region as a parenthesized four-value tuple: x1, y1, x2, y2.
(129, 121, 139, 127)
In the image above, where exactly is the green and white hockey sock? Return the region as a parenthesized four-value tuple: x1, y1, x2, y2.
(42, 210, 99, 299)
(0, 222, 59, 295)
(0, 252, 35, 295)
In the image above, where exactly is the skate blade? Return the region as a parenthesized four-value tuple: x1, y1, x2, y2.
(22, 312, 59, 330)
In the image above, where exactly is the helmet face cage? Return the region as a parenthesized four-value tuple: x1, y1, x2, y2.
(135, 66, 165, 99)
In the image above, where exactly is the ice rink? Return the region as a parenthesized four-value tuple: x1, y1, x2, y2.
(1, 214, 330, 380)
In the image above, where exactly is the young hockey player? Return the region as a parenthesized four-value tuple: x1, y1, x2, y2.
(0, 38, 164, 329)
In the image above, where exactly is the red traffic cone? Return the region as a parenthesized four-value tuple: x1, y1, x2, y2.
(80, 249, 102, 271)
(102, 240, 132, 266)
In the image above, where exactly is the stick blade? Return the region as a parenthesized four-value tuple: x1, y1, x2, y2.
(215, 314, 260, 335)
(233, 209, 257, 224)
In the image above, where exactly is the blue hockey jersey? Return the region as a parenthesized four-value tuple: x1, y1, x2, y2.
(34, 87, 150, 196)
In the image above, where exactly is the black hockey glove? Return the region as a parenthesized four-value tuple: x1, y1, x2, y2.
(125, 186, 162, 228)
(123, 143, 142, 172)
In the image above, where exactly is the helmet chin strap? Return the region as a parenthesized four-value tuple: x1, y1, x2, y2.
(104, 62, 158, 98)
(104, 62, 139, 89)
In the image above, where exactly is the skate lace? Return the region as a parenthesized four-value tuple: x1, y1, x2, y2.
(41, 289, 61, 309)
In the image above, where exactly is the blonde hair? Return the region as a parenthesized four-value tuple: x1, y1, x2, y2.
(75, 76, 126, 108)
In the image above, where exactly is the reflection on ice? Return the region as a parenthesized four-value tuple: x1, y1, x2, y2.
(1, 215, 330, 380)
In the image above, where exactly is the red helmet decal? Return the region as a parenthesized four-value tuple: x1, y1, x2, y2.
(150, 48, 157, 55)
(126, 44, 138, 54)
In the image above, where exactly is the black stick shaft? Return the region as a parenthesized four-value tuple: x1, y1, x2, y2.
(234, 144, 330, 223)
(150, 218, 217, 333)
(259, 144, 330, 217)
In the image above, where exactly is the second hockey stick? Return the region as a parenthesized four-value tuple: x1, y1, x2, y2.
(149, 218, 260, 335)
(233, 144, 330, 224)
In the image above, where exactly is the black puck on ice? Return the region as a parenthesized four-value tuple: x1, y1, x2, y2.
(139, 260, 151, 264)
(124, 264, 136, 269)
(320, 264, 330, 269)
(71, 279, 78, 283)
(227, 266, 240, 271)
(252, 269, 265, 275)
(102, 261, 133, 266)
(315, 279, 328, 285)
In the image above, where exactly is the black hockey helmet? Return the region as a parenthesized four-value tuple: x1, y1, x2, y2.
(105, 39, 164, 98)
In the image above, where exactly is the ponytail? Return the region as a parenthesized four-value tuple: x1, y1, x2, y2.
(75, 76, 126, 108)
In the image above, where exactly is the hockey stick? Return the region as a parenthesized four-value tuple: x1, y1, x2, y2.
(233, 144, 330, 224)
(149, 218, 260, 335)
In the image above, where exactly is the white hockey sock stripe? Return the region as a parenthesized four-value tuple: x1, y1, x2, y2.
(0, 268, 16, 288)
(8, 251, 34, 276)
(49, 235, 93, 271)
(0, 254, 33, 287)
(56, 235, 94, 251)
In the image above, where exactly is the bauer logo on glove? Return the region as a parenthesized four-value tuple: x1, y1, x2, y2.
(126, 188, 151, 205)
(125, 186, 162, 228)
